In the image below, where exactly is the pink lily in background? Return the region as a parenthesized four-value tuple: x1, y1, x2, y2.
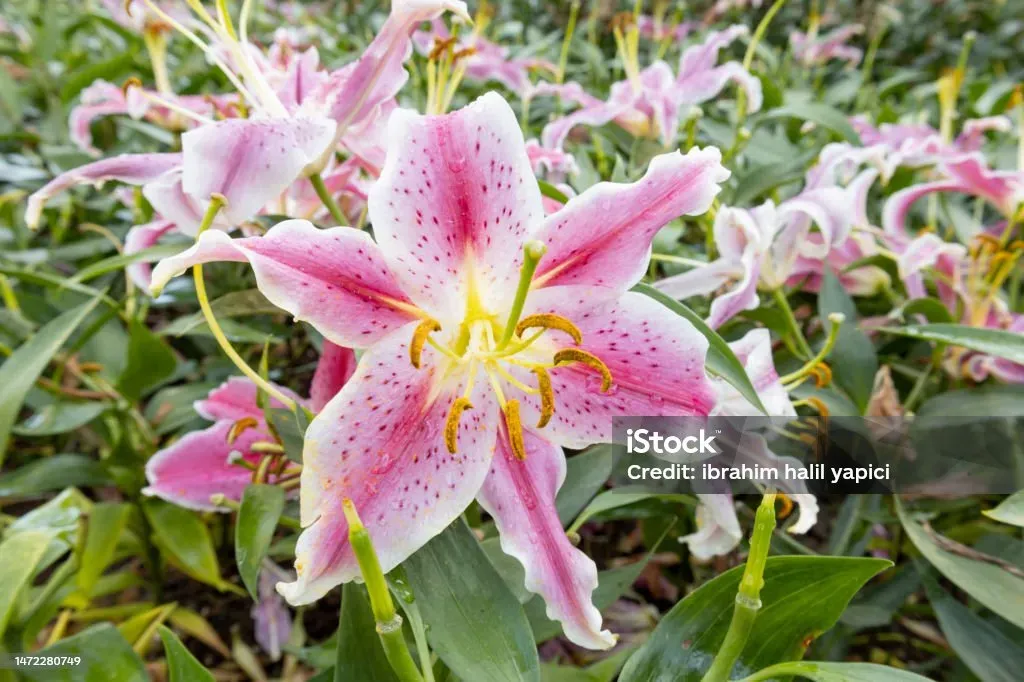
(144, 342, 355, 511)
(788, 230, 892, 297)
(526, 139, 578, 180)
(533, 25, 762, 150)
(149, 92, 728, 649)
(412, 15, 556, 95)
(894, 231, 1024, 383)
(789, 25, 863, 67)
(883, 154, 1023, 238)
(635, 15, 693, 43)
(28, 0, 468, 280)
(655, 171, 871, 328)
(69, 80, 234, 157)
(851, 115, 1012, 174)
(682, 329, 818, 560)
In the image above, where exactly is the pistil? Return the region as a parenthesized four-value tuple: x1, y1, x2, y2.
(498, 240, 547, 347)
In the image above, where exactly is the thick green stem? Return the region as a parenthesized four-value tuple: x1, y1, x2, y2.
(310, 172, 349, 227)
(701, 494, 778, 682)
(343, 500, 424, 682)
(193, 197, 297, 410)
(772, 288, 814, 360)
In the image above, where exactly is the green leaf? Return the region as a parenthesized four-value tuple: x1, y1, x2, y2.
(556, 445, 614, 527)
(18, 623, 148, 682)
(159, 289, 278, 337)
(892, 297, 954, 324)
(758, 103, 863, 144)
(70, 243, 187, 284)
(877, 323, 1024, 365)
(0, 529, 52, 639)
(984, 489, 1024, 527)
(142, 499, 234, 592)
(896, 499, 1024, 629)
(619, 556, 891, 682)
(915, 384, 1024, 418)
(567, 491, 693, 535)
(335, 583, 400, 682)
(236, 484, 285, 599)
(117, 318, 177, 401)
(403, 519, 540, 682)
(537, 179, 569, 204)
(0, 295, 101, 464)
(0, 454, 111, 498)
(633, 283, 768, 414)
(14, 401, 108, 436)
(158, 625, 216, 682)
(738, 661, 932, 681)
(923, 579, 1024, 682)
(819, 270, 877, 412)
(72, 503, 131, 605)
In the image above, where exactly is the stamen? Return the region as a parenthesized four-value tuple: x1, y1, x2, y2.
(553, 348, 613, 393)
(410, 319, 442, 369)
(777, 492, 794, 520)
(515, 313, 582, 345)
(504, 399, 527, 460)
(533, 367, 555, 428)
(444, 397, 473, 454)
(811, 363, 833, 388)
(228, 416, 260, 443)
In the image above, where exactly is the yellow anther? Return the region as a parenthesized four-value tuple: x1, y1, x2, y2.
(533, 368, 555, 428)
(121, 77, 143, 95)
(553, 348, 613, 393)
(1009, 240, 1024, 252)
(811, 363, 833, 388)
(777, 493, 794, 520)
(444, 397, 474, 454)
(228, 416, 260, 444)
(410, 318, 441, 369)
(610, 11, 636, 31)
(803, 397, 831, 417)
(504, 399, 527, 460)
(429, 36, 459, 61)
(453, 47, 478, 62)
(515, 313, 583, 345)
(974, 233, 1002, 250)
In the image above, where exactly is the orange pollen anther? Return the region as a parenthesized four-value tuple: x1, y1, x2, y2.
(410, 318, 442, 369)
(444, 397, 473, 455)
(553, 348, 613, 393)
(504, 399, 527, 460)
(515, 313, 583, 345)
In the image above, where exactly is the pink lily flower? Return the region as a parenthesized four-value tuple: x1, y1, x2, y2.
(850, 115, 1012, 177)
(69, 80, 232, 156)
(148, 92, 728, 649)
(144, 343, 355, 511)
(894, 231, 1023, 383)
(102, 0, 189, 33)
(535, 26, 762, 150)
(635, 15, 693, 43)
(655, 174, 866, 328)
(883, 154, 1023, 238)
(789, 25, 863, 67)
(788, 230, 891, 296)
(28, 0, 468, 235)
(525, 139, 578, 180)
(682, 329, 818, 560)
(413, 17, 556, 95)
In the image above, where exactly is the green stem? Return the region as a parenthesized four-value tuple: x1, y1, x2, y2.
(772, 287, 814, 360)
(735, 0, 788, 129)
(779, 313, 845, 384)
(310, 172, 349, 227)
(343, 500, 424, 682)
(498, 241, 547, 347)
(193, 197, 298, 410)
(701, 494, 777, 682)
